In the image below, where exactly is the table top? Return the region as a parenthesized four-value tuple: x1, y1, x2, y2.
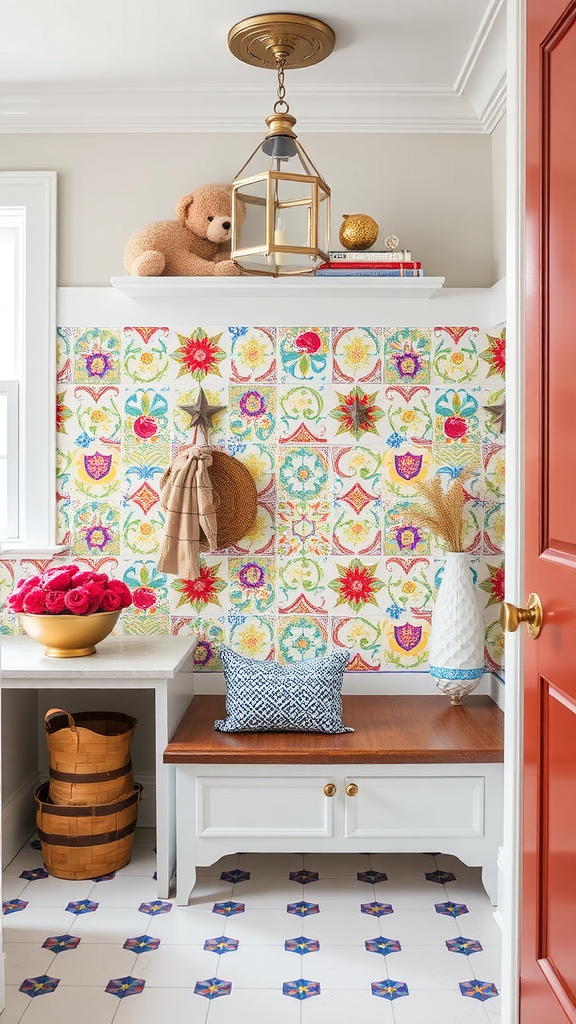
(164, 694, 504, 764)
(0, 635, 196, 679)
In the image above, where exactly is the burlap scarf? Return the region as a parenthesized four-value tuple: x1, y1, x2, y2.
(157, 446, 218, 579)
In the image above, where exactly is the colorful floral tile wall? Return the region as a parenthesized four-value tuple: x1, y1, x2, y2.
(0, 324, 505, 679)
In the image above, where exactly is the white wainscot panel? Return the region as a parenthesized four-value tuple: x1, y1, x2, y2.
(344, 774, 485, 839)
(196, 775, 335, 839)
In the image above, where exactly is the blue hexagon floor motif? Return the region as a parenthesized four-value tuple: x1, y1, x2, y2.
(371, 978, 409, 1000)
(194, 977, 232, 999)
(287, 900, 320, 917)
(283, 978, 321, 1000)
(360, 901, 394, 917)
(42, 934, 81, 953)
(2, 836, 500, 1019)
(204, 936, 239, 953)
(285, 936, 320, 953)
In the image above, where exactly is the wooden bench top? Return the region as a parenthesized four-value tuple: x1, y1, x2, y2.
(164, 694, 504, 765)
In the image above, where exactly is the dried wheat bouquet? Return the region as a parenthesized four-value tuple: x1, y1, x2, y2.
(412, 472, 468, 552)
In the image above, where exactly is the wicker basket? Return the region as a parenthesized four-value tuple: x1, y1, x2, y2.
(45, 709, 136, 806)
(35, 782, 142, 880)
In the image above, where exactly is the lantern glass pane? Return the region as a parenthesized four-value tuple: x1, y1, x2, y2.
(231, 141, 330, 276)
(235, 177, 268, 253)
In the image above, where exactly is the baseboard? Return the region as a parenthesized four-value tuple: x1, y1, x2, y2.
(2, 770, 40, 869)
(195, 670, 501, 698)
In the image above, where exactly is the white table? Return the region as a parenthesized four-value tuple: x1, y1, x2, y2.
(0, 635, 196, 897)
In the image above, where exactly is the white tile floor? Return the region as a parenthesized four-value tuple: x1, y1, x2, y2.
(1, 831, 501, 1023)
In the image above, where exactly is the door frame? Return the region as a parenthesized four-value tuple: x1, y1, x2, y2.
(501, 0, 526, 1021)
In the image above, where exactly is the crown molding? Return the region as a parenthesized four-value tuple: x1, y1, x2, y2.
(481, 75, 507, 133)
(454, 0, 506, 95)
(0, 80, 504, 134)
(0, 6, 507, 136)
(455, 0, 507, 131)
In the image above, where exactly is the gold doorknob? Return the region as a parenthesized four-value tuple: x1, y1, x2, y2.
(345, 783, 358, 797)
(323, 783, 337, 797)
(499, 592, 543, 640)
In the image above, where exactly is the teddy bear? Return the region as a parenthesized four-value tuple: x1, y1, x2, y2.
(123, 183, 242, 277)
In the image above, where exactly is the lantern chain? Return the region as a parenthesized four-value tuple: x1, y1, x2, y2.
(273, 53, 289, 113)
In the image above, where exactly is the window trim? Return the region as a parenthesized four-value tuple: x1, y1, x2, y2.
(0, 172, 57, 551)
(0, 380, 19, 540)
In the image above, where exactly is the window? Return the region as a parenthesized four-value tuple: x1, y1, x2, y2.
(0, 173, 57, 551)
(0, 208, 24, 540)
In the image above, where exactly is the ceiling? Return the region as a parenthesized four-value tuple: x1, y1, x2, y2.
(0, 0, 506, 133)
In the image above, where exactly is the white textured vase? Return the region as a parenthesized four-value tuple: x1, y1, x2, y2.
(429, 552, 484, 705)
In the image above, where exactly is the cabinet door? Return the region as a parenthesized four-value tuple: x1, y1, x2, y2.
(196, 775, 335, 839)
(344, 775, 485, 839)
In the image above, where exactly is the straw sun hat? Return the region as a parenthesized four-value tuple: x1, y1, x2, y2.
(208, 450, 258, 549)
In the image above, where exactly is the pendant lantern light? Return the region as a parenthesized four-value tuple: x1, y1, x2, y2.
(228, 14, 335, 277)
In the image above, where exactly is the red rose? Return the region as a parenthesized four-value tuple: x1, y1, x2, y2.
(132, 587, 156, 611)
(22, 587, 47, 614)
(43, 563, 79, 580)
(70, 571, 96, 587)
(443, 416, 468, 440)
(100, 590, 121, 612)
(43, 565, 80, 591)
(15, 575, 41, 594)
(70, 571, 110, 587)
(83, 583, 106, 614)
(45, 591, 67, 614)
(5, 592, 25, 613)
(64, 588, 90, 615)
(294, 331, 321, 354)
(106, 579, 132, 608)
(133, 415, 158, 439)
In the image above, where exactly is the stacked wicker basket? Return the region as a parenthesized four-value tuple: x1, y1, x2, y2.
(35, 709, 141, 880)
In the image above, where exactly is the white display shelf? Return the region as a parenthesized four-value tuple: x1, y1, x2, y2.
(110, 275, 445, 300)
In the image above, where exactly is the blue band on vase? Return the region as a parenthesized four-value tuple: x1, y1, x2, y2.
(429, 666, 484, 681)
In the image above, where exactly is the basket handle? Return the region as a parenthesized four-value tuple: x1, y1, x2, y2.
(44, 708, 76, 732)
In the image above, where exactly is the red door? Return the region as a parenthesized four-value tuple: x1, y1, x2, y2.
(522, 0, 576, 1019)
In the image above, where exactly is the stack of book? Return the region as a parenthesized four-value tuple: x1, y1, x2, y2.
(315, 249, 423, 277)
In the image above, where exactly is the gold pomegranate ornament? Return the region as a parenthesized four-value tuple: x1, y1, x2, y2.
(338, 213, 379, 251)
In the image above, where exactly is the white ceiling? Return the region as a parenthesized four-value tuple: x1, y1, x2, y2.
(0, 0, 506, 133)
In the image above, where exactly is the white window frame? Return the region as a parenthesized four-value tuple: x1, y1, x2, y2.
(0, 380, 19, 540)
(0, 172, 58, 553)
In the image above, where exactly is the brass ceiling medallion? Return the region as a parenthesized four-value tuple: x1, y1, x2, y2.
(227, 13, 335, 70)
(228, 13, 334, 277)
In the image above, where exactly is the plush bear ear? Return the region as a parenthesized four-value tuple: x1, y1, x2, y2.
(175, 193, 194, 224)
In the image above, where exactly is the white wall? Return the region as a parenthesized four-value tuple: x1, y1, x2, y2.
(2, 689, 39, 866)
(491, 114, 507, 283)
(1, 131, 495, 287)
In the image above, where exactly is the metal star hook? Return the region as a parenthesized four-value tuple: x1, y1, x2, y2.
(482, 400, 506, 434)
(178, 387, 227, 436)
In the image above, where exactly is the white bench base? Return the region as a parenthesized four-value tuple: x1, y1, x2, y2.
(175, 761, 503, 907)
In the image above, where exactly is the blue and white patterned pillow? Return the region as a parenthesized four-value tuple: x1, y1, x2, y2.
(215, 647, 353, 733)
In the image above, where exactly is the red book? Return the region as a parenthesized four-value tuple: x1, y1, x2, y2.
(317, 261, 421, 271)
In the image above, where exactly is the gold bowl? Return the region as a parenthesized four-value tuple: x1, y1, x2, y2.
(18, 610, 121, 658)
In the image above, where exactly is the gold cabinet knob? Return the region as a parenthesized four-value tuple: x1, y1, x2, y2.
(323, 783, 337, 797)
(345, 783, 358, 797)
(499, 592, 543, 640)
